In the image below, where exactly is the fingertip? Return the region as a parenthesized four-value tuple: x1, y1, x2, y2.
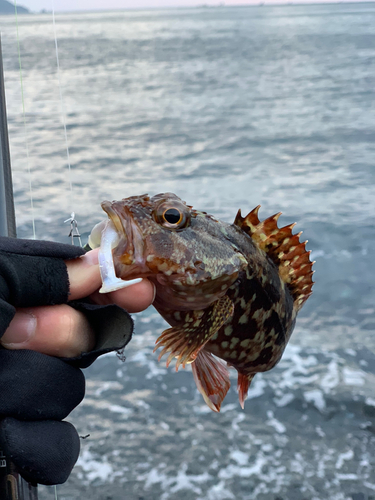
(1, 311, 37, 347)
(109, 279, 155, 313)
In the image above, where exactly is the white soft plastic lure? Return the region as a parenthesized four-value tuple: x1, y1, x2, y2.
(88, 220, 142, 293)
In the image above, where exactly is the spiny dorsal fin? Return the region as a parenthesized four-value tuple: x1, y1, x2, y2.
(234, 206, 314, 311)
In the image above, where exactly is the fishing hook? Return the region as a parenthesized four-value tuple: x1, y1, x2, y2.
(64, 212, 82, 247)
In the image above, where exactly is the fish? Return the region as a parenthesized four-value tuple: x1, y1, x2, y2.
(92, 193, 314, 412)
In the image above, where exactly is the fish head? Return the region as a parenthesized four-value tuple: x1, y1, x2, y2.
(101, 193, 248, 310)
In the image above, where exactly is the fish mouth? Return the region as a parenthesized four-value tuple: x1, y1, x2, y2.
(97, 219, 143, 293)
(101, 201, 149, 281)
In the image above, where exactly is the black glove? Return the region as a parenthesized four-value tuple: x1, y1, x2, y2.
(0, 236, 133, 485)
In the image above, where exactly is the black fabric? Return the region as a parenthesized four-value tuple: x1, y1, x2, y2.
(0, 238, 84, 316)
(65, 301, 133, 368)
(0, 350, 85, 420)
(0, 235, 134, 365)
(0, 236, 84, 335)
(0, 236, 86, 259)
(0, 237, 135, 484)
(0, 418, 80, 485)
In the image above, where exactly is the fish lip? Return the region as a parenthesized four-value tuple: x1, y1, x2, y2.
(101, 201, 125, 237)
(104, 205, 149, 279)
(129, 217, 145, 268)
(115, 211, 148, 276)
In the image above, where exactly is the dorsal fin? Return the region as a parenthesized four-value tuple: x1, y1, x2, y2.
(234, 206, 314, 311)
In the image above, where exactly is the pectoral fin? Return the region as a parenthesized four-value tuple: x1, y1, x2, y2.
(154, 295, 234, 371)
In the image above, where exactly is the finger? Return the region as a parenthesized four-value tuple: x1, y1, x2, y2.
(0, 418, 80, 485)
(66, 249, 102, 301)
(90, 279, 156, 313)
(1, 305, 96, 357)
(66, 248, 155, 312)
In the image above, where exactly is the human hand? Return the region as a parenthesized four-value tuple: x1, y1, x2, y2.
(0, 237, 153, 485)
(1, 248, 155, 357)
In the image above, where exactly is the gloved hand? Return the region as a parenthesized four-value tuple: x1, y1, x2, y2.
(0, 236, 153, 485)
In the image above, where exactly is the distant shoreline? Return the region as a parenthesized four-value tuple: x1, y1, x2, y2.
(0, 0, 374, 16)
(0, 0, 28, 14)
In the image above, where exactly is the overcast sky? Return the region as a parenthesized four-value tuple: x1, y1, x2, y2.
(17, 0, 360, 13)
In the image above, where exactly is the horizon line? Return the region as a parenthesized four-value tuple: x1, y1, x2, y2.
(10, 0, 375, 15)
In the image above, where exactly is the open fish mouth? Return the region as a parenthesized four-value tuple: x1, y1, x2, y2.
(86, 218, 143, 293)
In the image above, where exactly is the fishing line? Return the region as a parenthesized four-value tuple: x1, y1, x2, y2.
(50, 4, 79, 495)
(51, 0, 82, 246)
(51, 0, 74, 210)
(14, 0, 36, 239)
(14, 0, 79, 243)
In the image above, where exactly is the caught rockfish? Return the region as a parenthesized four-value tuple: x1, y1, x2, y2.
(89, 193, 314, 412)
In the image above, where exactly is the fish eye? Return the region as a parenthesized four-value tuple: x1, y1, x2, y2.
(163, 208, 183, 225)
(154, 202, 191, 230)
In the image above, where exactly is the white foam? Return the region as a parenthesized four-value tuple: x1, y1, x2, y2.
(335, 450, 354, 469)
(230, 412, 246, 433)
(197, 481, 236, 500)
(320, 360, 340, 392)
(146, 360, 168, 379)
(266, 411, 286, 434)
(304, 389, 326, 412)
(108, 404, 133, 415)
(76, 449, 114, 483)
(194, 405, 213, 414)
(80, 398, 133, 417)
(342, 367, 365, 386)
(220, 403, 238, 413)
(315, 426, 325, 438)
(92, 381, 123, 397)
(335, 473, 358, 481)
(142, 463, 212, 499)
(274, 393, 294, 407)
(130, 350, 150, 364)
(169, 464, 211, 495)
(218, 455, 268, 480)
(130, 350, 168, 379)
(277, 345, 320, 389)
(290, 452, 305, 475)
(230, 450, 249, 466)
(246, 375, 267, 400)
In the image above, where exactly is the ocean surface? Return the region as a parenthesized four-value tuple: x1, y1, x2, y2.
(1, 3, 375, 499)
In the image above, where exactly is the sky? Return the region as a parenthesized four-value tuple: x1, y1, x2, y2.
(17, 0, 369, 13)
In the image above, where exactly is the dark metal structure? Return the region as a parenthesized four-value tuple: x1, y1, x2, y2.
(0, 35, 39, 500)
(0, 36, 16, 239)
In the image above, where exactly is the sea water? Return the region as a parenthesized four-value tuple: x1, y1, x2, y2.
(1, 4, 375, 499)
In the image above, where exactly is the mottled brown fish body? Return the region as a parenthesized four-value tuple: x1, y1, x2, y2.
(101, 193, 313, 412)
(207, 266, 295, 376)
